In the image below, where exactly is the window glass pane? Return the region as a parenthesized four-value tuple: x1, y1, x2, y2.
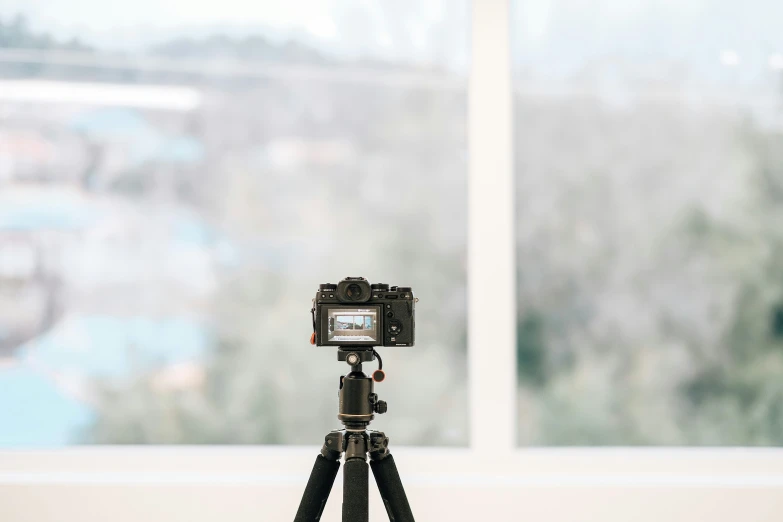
(514, 0, 783, 445)
(337, 317, 354, 330)
(0, 1, 468, 446)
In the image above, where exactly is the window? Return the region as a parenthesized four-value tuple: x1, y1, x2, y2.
(513, 0, 783, 445)
(3, 4, 783, 520)
(0, 1, 468, 446)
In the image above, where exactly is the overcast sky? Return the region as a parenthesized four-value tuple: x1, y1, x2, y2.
(3, 0, 342, 45)
(0, 0, 467, 69)
(3, 0, 783, 79)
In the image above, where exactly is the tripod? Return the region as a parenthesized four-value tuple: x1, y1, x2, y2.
(294, 348, 415, 522)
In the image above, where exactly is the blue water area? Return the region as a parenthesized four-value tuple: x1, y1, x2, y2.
(172, 215, 218, 247)
(1, 315, 211, 446)
(0, 365, 94, 447)
(156, 135, 204, 164)
(70, 107, 204, 166)
(70, 107, 150, 137)
(0, 199, 102, 231)
(18, 315, 211, 378)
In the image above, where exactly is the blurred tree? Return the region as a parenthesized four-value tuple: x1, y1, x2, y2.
(514, 95, 783, 445)
(0, 14, 91, 50)
(517, 310, 547, 387)
(673, 122, 783, 445)
(83, 80, 468, 446)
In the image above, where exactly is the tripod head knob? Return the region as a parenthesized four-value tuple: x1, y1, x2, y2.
(374, 400, 387, 414)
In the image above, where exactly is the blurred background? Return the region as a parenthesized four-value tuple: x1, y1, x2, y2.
(512, 0, 783, 445)
(1, 0, 783, 451)
(0, 0, 468, 447)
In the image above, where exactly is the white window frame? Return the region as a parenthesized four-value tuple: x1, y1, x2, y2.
(2, 1, 783, 520)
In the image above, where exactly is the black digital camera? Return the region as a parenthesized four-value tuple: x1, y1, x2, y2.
(313, 277, 415, 347)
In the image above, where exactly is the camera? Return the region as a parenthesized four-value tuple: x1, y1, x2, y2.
(313, 277, 415, 347)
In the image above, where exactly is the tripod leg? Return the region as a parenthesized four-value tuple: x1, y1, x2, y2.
(343, 457, 369, 521)
(371, 455, 415, 522)
(369, 433, 415, 522)
(294, 454, 340, 522)
(342, 432, 370, 522)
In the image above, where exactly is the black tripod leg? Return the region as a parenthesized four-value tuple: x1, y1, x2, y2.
(342, 458, 369, 522)
(370, 441, 415, 522)
(371, 455, 414, 522)
(294, 454, 340, 522)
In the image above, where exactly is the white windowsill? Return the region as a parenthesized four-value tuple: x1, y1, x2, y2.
(2, 446, 783, 479)
(2, 447, 782, 522)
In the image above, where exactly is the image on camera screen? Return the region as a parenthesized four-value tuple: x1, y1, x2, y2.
(327, 308, 379, 343)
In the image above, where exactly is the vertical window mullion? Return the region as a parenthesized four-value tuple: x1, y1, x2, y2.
(468, 0, 516, 453)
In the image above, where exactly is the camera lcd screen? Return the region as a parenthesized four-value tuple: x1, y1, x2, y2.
(326, 306, 380, 343)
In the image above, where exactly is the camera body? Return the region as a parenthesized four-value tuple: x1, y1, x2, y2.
(314, 277, 415, 347)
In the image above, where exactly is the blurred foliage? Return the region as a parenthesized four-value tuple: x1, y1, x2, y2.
(0, 14, 91, 50)
(72, 34, 469, 444)
(517, 310, 547, 387)
(515, 98, 783, 445)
